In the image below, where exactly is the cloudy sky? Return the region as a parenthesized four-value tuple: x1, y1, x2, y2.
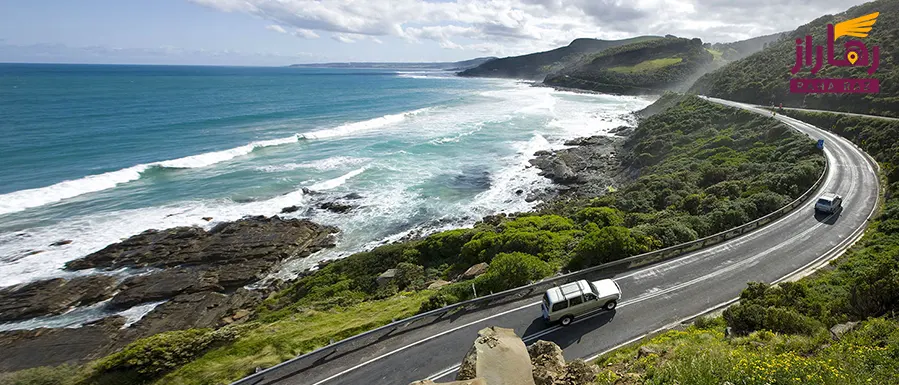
(0, 0, 871, 65)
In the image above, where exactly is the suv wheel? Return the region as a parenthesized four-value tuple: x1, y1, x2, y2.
(560, 315, 574, 326)
(605, 300, 617, 310)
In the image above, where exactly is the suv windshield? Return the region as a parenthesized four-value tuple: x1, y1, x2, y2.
(817, 198, 832, 206)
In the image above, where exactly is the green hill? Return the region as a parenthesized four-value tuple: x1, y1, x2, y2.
(456, 36, 661, 80)
(543, 37, 714, 94)
(690, 0, 899, 116)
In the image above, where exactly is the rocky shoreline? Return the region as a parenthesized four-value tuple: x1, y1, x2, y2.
(0, 113, 639, 373)
(0, 215, 337, 371)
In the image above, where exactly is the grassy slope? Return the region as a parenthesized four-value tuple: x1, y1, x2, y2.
(589, 110, 899, 385)
(0, 96, 826, 385)
(457, 36, 661, 80)
(543, 37, 714, 94)
(609, 58, 684, 74)
(690, 0, 899, 116)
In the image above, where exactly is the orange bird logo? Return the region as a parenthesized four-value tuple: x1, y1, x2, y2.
(833, 12, 879, 41)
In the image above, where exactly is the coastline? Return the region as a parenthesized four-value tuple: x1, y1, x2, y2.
(0, 76, 650, 373)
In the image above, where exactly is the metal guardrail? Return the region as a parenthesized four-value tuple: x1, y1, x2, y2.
(232, 155, 829, 385)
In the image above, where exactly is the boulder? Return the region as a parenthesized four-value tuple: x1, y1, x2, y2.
(529, 341, 566, 385)
(559, 359, 596, 385)
(428, 280, 453, 290)
(460, 263, 489, 280)
(829, 321, 859, 340)
(377, 269, 398, 287)
(64, 216, 337, 271)
(0, 316, 130, 372)
(343, 193, 364, 200)
(0, 275, 118, 322)
(108, 268, 221, 310)
(456, 327, 535, 385)
(637, 346, 658, 358)
(318, 201, 355, 214)
(281, 205, 301, 214)
(49, 239, 73, 247)
(202, 217, 213, 222)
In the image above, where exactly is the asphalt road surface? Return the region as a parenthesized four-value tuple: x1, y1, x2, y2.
(232, 98, 880, 385)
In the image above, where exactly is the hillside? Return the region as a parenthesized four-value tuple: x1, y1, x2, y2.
(542, 37, 714, 94)
(690, 0, 899, 116)
(456, 36, 661, 80)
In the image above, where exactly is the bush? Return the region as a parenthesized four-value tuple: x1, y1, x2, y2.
(570, 226, 653, 269)
(575, 207, 625, 227)
(723, 303, 767, 335)
(395, 262, 426, 290)
(474, 252, 553, 294)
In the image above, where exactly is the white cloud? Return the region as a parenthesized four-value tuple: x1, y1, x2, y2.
(266, 24, 287, 34)
(293, 28, 320, 39)
(190, 0, 873, 55)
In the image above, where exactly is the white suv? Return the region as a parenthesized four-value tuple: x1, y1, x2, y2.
(542, 279, 621, 326)
(815, 193, 843, 214)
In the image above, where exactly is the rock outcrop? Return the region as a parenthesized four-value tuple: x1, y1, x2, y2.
(457, 327, 536, 385)
(414, 328, 595, 385)
(65, 216, 337, 271)
(0, 215, 338, 372)
(0, 275, 118, 322)
(529, 135, 624, 198)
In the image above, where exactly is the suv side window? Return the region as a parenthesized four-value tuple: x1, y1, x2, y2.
(584, 292, 597, 301)
(569, 295, 584, 306)
(551, 301, 568, 312)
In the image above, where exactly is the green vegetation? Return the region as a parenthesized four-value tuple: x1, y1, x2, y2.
(609, 58, 683, 74)
(0, 95, 826, 384)
(691, 0, 899, 116)
(544, 37, 714, 94)
(590, 100, 899, 385)
(594, 317, 899, 385)
(457, 36, 662, 80)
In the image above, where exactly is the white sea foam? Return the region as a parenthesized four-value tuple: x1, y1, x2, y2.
(307, 167, 367, 191)
(256, 156, 371, 173)
(0, 107, 430, 216)
(0, 135, 301, 216)
(301, 108, 430, 139)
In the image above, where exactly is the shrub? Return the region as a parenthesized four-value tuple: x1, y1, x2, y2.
(395, 262, 426, 290)
(570, 226, 653, 269)
(574, 207, 625, 227)
(475, 252, 553, 294)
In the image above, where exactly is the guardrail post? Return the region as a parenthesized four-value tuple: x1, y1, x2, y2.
(472, 283, 477, 298)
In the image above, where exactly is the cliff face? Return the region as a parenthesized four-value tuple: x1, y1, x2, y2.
(457, 36, 662, 80)
(543, 37, 714, 95)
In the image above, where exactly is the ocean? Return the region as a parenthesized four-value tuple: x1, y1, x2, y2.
(0, 63, 652, 311)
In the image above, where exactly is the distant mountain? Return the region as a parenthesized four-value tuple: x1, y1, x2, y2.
(543, 37, 714, 94)
(457, 36, 662, 80)
(289, 57, 496, 71)
(690, 0, 899, 116)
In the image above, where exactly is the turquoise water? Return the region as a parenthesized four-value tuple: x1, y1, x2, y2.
(0, 63, 652, 290)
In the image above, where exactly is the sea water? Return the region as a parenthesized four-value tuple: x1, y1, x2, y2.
(0, 63, 652, 299)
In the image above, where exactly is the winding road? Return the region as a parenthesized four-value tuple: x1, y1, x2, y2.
(231, 98, 880, 385)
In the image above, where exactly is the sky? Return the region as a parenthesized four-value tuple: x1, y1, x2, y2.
(0, 0, 873, 66)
